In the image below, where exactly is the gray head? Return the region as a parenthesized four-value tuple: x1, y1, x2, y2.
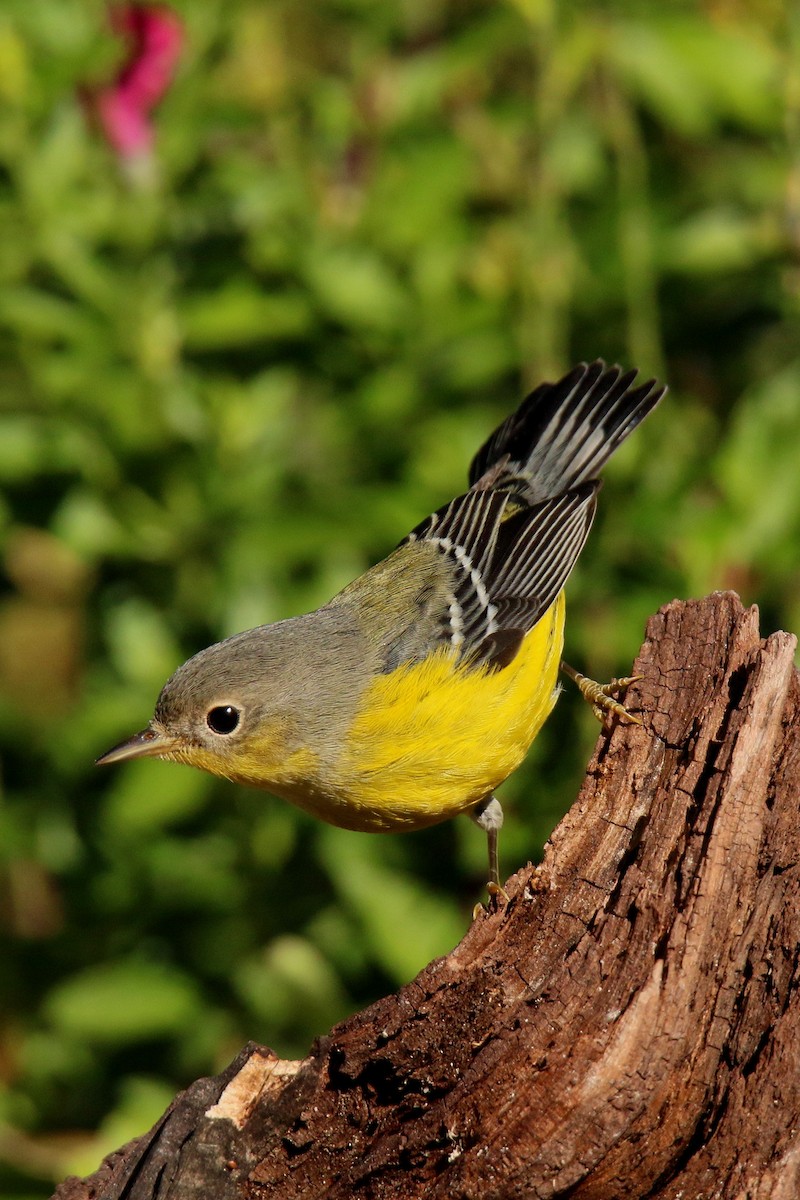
(96, 608, 366, 789)
(95, 621, 309, 784)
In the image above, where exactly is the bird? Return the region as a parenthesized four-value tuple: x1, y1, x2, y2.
(97, 360, 665, 889)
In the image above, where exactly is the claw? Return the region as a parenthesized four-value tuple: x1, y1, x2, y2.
(487, 880, 510, 903)
(599, 674, 642, 695)
(472, 879, 510, 920)
(561, 662, 643, 725)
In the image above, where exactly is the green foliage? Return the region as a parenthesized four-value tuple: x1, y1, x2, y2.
(0, 0, 797, 1191)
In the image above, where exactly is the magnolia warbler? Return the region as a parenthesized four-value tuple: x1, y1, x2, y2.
(98, 361, 664, 887)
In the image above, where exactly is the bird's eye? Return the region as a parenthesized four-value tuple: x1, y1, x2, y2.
(206, 705, 241, 735)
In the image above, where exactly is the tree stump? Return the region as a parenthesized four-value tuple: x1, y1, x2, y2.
(53, 592, 800, 1200)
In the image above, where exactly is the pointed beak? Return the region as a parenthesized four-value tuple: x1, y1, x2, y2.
(95, 725, 178, 767)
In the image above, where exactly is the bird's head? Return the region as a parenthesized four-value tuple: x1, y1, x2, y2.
(96, 626, 302, 788)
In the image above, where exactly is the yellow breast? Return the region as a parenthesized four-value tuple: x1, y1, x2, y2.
(321, 590, 565, 831)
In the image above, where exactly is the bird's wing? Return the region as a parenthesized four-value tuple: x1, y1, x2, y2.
(398, 481, 597, 670)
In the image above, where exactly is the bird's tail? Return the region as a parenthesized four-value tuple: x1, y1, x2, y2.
(468, 360, 665, 503)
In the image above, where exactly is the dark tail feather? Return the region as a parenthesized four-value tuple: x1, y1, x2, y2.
(468, 361, 665, 503)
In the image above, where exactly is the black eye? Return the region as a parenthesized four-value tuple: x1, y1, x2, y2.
(206, 705, 241, 735)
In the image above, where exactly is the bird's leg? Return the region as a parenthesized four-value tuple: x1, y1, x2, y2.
(473, 793, 503, 886)
(472, 794, 509, 903)
(560, 660, 642, 725)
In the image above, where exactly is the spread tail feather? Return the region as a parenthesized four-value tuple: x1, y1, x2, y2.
(468, 360, 665, 504)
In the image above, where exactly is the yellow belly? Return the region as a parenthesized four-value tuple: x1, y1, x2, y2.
(317, 590, 565, 831)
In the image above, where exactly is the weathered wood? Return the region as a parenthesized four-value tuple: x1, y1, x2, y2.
(54, 592, 800, 1199)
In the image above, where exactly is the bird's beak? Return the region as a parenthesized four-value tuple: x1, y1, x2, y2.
(95, 725, 178, 767)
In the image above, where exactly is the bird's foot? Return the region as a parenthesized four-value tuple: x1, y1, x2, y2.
(561, 661, 642, 724)
(472, 879, 510, 920)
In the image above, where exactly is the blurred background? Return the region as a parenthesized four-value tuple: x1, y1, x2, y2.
(0, 0, 797, 1192)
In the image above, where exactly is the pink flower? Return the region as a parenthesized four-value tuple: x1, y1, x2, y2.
(88, 5, 183, 170)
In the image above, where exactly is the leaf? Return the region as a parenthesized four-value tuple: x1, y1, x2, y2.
(317, 829, 464, 984)
(44, 959, 202, 1045)
(181, 284, 312, 348)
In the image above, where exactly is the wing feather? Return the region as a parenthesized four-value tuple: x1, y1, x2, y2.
(402, 483, 597, 661)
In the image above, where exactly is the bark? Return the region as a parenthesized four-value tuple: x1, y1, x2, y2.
(54, 592, 800, 1200)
